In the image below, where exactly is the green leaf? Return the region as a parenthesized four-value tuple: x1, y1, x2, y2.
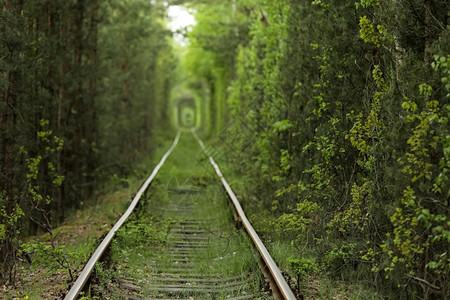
(273, 120, 294, 132)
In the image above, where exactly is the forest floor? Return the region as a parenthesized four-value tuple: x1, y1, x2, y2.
(1, 167, 147, 299)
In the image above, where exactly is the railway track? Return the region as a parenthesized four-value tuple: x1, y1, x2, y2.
(64, 130, 296, 300)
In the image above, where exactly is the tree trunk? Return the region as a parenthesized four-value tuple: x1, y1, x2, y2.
(72, 0, 85, 205)
(424, 0, 431, 64)
(0, 0, 23, 285)
(86, 2, 98, 197)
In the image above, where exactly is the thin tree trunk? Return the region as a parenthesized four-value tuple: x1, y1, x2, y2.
(56, 1, 71, 222)
(0, 0, 22, 285)
(72, 0, 85, 205)
(86, 3, 98, 197)
(424, 0, 431, 64)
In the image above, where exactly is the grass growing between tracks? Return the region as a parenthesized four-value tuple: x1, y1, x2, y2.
(92, 131, 268, 299)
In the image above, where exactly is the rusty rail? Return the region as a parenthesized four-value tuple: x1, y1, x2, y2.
(191, 128, 296, 300)
(64, 131, 181, 300)
(65, 129, 296, 299)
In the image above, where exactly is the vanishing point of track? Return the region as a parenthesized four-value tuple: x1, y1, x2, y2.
(64, 129, 296, 300)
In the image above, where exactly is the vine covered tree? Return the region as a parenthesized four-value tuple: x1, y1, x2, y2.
(185, 0, 449, 298)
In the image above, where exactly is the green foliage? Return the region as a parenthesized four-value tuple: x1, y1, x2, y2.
(374, 78, 449, 285)
(347, 65, 386, 170)
(88, 262, 115, 298)
(359, 16, 387, 48)
(94, 262, 114, 283)
(398, 98, 442, 182)
(97, 0, 174, 177)
(183, 0, 252, 136)
(16, 120, 65, 238)
(0, 0, 448, 297)
(196, 0, 450, 297)
(21, 242, 79, 281)
(357, 0, 381, 8)
(273, 120, 294, 132)
(15, 292, 29, 300)
(274, 200, 320, 242)
(114, 216, 172, 251)
(327, 183, 372, 236)
(287, 256, 319, 277)
(0, 192, 24, 250)
(311, 0, 330, 10)
(0, 0, 174, 285)
(322, 243, 357, 269)
(97, 1, 174, 178)
(432, 54, 450, 95)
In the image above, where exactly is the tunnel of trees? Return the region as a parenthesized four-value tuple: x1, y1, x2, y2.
(177, 95, 196, 128)
(1, 0, 449, 299)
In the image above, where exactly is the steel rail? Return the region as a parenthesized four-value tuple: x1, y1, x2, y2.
(64, 131, 181, 300)
(191, 128, 296, 300)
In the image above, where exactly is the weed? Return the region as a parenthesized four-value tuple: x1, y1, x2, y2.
(21, 242, 79, 281)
